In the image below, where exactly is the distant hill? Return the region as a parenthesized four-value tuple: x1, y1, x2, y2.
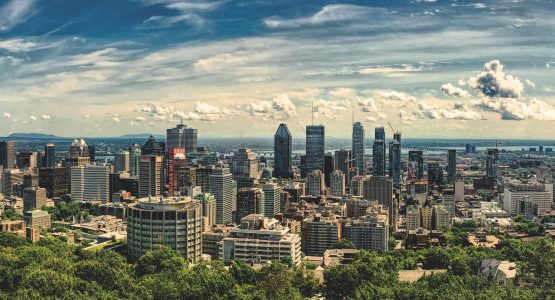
(7, 133, 63, 139)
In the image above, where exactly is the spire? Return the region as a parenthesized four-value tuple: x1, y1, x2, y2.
(311, 99, 314, 125)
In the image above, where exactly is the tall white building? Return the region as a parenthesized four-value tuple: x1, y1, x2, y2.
(138, 155, 163, 198)
(231, 148, 258, 179)
(70, 164, 110, 202)
(209, 167, 236, 224)
(262, 182, 281, 218)
(221, 214, 302, 266)
(307, 169, 325, 196)
(330, 170, 345, 197)
(503, 181, 553, 215)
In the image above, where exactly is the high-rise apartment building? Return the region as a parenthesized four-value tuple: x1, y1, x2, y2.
(195, 193, 216, 231)
(352, 122, 365, 175)
(262, 182, 281, 218)
(330, 170, 345, 197)
(427, 162, 443, 187)
(127, 196, 202, 262)
(23, 187, 47, 211)
(209, 167, 235, 224)
(388, 133, 401, 188)
(114, 150, 130, 173)
(236, 188, 264, 223)
(128, 145, 141, 177)
(273, 123, 293, 178)
(231, 148, 258, 179)
(167, 148, 186, 197)
(305, 125, 325, 175)
(138, 155, 163, 198)
(307, 169, 325, 196)
(486, 148, 499, 179)
(372, 136, 386, 176)
(301, 214, 341, 256)
(343, 206, 389, 251)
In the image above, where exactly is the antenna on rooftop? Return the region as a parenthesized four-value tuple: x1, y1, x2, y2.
(311, 99, 314, 125)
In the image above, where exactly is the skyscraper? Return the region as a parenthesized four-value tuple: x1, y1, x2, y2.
(166, 123, 186, 149)
(388, 139, 401, 188)
(209, 167, 235, 224)
(447, 149, 457, 183)
(236, 188, 264, 223)
(184, 128, 198, 153)
(273, 123, 293, 178)
(65, 139, 90, 167)
(167, 148, 186, 197)
(305, 125, 325, 175)
(141, 135, 164, 155)
(114, 150, 130, 173)
(138, 155, 163, 198)
(129, 144, 141, 177)
(44, 143, 56, 168)
(352, 122, 365, 175)
(372, 140, 386, 176)
(372, 127, 386, 176)
(231, 148, 258, 179)
(427, 162, 443, 187)
(486, 148, 499, 179)
(70, 164, 110, 202)
(408, 150, 424, 179)
(0, 140, 15, 169)
(262, 182, 281, 218)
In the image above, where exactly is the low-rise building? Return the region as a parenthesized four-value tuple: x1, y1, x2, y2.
(480, 259, 517, 286)
(23, 210, 51, 230)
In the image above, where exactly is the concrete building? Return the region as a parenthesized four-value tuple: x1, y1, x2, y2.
(236, 188, 264, 223)
(350, 175, 364, 197)
(0, 140, 15, 169)
(232, 148, 258, 179)
(23, 187, 47, 211)
(209, 167, 235, 224)
(343, 206, 389, 251)
(363, 176, 393, 208)
(330, 170, 345, 197)
(138, 155, 163, 198)
(114, 150, 130, 173)
(262, 182, 281, 219)
(220, 214, 302, 266)
(24, 210, 51, 230)
(127, 196, 202, 263)
(65, 139, 90, 167)
(301, 213, 341, 256)
(447, 149, 457, 183)
(352, 122, 365, 175)
(307, 169, 325, 196)
(71, 164, 110, 202)
(195, 193, 216, 232)
(503, 181, 553, 215)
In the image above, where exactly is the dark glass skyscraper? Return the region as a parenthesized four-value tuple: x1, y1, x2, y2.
(0, 140, 15, 169)
(486, 148, 498, 179)
(388, 140, 401, 188)
(305, 125, 325, 175)
(273, 123, 293, 178)
(372, 127, 386, 176)
(447, 149, 457, 183)
(408, 150, 424, 179)
(167, 124, 198, 153)
(352, 122, 365, 175)
(44, 143, 56, 168)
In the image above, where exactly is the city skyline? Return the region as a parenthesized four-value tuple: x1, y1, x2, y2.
(1, 0, 555, 139)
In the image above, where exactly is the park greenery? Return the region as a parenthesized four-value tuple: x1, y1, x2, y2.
(0, 231, 553, 299)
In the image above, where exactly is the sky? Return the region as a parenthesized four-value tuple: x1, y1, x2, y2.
(1, 0, 555, 139)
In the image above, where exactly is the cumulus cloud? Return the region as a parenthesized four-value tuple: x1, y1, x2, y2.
(525, 79, 536, 88)
(473, 97, 555, 121)
(41, 115, 51, 120)
(112, 117, 121, 123)
(364, 116, 377, 122)
(468, 60, 524, 98)
(2, 112, 10, 119)
(29, 115, 37, 121)
(357, 97, 377, 112)
(313, 99, 350, 119)
(373, 89, 416, 103)
(246, 95, 297, 120)
(441, 83, 471, 98)
(414, 102, 483, 120)
(176, 102, 235, 122)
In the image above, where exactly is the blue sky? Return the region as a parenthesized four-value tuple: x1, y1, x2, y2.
(1, 0, 555, 138)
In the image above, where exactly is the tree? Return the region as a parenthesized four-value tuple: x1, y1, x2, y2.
(135, 247, 186, 277)
(330, 238, 357, 249)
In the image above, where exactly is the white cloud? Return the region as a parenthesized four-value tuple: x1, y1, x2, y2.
(0, 38, 38, 52)
(473, 97, 555, 121)
(2, 112, 10, 119)
(329, 87, 356, 99)
(313, 99, 350, 119)
(441, 83, 471, 98)
(373, 89, 416, 103)
(135, 116, 146, 121)
(468, 60, 524, 98)
(0, 0, 36, 32)
(364, 116, 377, 122)
(29, 115, 37, 121)
(525, 79, 536, 88)
(264, 4, 382, 28)
(82, 114, 91, 119)
(194, 52, 247, 73)
(357, 97, 377, 112)
(41, 115, 51, 120)
(112, 117, 121, 123)
(414, 102, 483, 120)
(246, 95, 297, 120)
